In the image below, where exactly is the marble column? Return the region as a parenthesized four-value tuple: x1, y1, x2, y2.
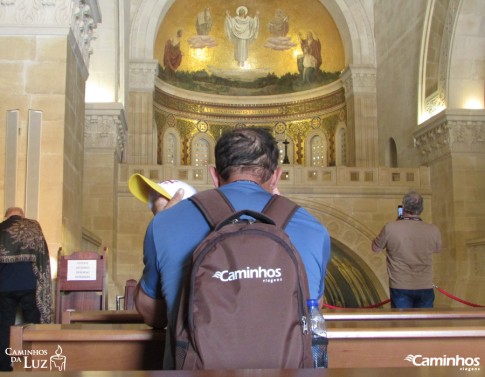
(127, 59, 159, 164)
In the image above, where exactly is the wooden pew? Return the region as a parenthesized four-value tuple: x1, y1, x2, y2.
(324, 309, 485, 367)
(9, 323, 164, 371)
(11, 309, 485, 370)
(323, 307, 485, 321)
(61, 310, 144, 324)
(326, 321, 485, 368)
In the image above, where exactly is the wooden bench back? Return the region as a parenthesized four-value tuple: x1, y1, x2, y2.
(10, 323, 164, 371)
(61, 310, 144, 324)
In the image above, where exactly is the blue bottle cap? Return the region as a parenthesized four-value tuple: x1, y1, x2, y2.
(307, 299, 319, 308)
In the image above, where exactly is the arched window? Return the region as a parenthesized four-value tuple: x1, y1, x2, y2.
(194, 138, 210, 167)
(310, 134, 327, 167)
(191, 132, 215, 167)
(335, 124, 347, 166)
(385, 137, 398, 167)
(166, 133, 176, 164)
(161, 128, 180, 165)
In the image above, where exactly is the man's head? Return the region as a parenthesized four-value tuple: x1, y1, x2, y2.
(4, 207, 24, 219)
(402, 191, 424, 215)
(210, 128, 281, 192)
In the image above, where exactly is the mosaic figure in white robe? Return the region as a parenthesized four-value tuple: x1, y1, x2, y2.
(224, 6, 259, 67)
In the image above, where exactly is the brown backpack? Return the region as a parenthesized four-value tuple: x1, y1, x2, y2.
(174, 189, 313, 370)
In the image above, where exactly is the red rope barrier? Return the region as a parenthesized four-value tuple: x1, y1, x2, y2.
(322, 299, 390, 310)
(322, 286, 485, 309)
(434, 285, 485, 308)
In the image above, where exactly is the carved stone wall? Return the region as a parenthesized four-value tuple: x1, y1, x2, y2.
(0, 0, 100, 77)
(414, 109, 485, 164)
(414, 109, 485, 307)
(85, 104, 128, 161)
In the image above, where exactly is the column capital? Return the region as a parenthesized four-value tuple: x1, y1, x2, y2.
(129, 59, 159, 92)
(85, 103, 127, 162)
(414, 109, 485, 164)
(341, 65, 376, 97)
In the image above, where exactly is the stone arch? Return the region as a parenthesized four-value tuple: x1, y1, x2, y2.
(130, 0, 175, 60)
(448, 0, 485, 109)
(321, 0, 376, 66)
(288, 195, 389, 304)
(418, 0, 484, 121)
(328, 239, 384, 307)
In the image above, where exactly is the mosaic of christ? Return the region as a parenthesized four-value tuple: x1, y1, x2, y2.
(155, 0, 345, 96)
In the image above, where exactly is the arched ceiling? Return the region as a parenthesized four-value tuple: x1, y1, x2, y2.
(153, 0, 345, 96)
(155, 0, 344, 75)
(130, 0, 377, 68)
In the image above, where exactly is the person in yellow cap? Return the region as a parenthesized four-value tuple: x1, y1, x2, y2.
(128, 174, 197, 215)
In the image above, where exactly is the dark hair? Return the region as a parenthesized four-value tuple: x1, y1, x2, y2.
(402, 191, 424, 215)
(215, 128, 279, 183)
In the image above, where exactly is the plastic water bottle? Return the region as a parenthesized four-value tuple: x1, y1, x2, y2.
(307, 299, 328, 368)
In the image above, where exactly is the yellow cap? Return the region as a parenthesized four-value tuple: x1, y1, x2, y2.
(128, 173, 197, 203)
(128, 173, 172, 203)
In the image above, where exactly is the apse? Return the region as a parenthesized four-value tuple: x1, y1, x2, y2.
(154, 0, 345, 96)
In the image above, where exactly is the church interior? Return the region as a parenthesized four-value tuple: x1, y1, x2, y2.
(0, 0, 484, 317)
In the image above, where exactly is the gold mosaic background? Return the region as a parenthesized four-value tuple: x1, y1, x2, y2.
(154, 0, 345, 76)
(154, 108, 344, 166)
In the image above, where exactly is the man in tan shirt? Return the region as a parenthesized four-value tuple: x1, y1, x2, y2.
(372, 191, 441, 308)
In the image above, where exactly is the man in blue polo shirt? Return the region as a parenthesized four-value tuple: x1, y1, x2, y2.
(135, 127, 331, 369)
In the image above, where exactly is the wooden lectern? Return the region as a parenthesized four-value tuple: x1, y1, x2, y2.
(55, 247, 107, 323)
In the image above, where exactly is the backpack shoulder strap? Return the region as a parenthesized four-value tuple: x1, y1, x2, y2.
(189, 189, 235, 228)
(262, 195, 300, 229)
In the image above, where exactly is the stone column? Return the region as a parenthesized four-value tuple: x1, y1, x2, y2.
(84, 103, 127, 306)
(127, 59, 159, 164)
(84, 104, 127, 244)
(414, 109, 485, 306)
(0, 0, 100, 255)
(341, 65, 379, 167)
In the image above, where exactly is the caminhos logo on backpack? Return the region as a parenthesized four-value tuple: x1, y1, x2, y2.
(212, 266, 283, 283)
